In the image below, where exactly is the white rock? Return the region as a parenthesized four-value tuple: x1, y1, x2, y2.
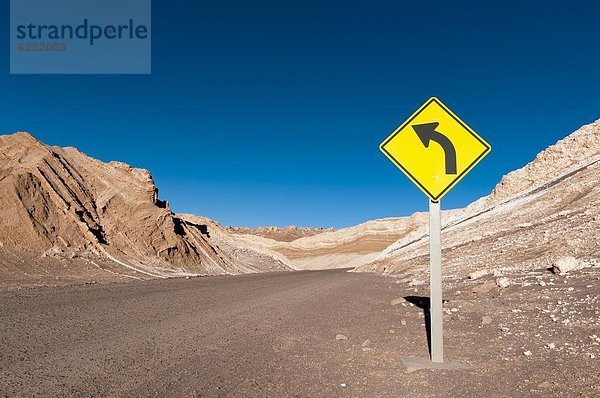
(545, 343, 556, 349)
(552, 256, 582, 275)
(469, 269, 489, 280)
(335, 334, 349, 341)
(496, 277, 510, 288)
(523, 351, 532, 356)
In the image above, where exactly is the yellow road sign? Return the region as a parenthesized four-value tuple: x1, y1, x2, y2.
(380, 97, 491, 202)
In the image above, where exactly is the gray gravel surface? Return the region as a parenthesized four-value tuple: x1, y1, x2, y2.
(1, 268, 598, 397)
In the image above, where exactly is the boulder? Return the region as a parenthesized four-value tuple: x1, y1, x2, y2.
(496, 277, 510, 288)
(552, 256, 582, 274)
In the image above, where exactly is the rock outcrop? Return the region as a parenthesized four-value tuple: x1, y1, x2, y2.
(0, 132, 291, 286)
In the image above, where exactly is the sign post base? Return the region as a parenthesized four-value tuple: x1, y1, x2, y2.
(401, 357, 472, 373)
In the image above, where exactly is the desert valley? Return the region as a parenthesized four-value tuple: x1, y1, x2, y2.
(0, 120, 598, 397)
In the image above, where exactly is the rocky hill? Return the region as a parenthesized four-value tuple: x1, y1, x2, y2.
(1, 118, 598, 287)
(0, 132, 291, 287)
(231, 215, 431, 270)
(233, 120, 600, 272)
(356, 118, 600, 279)
(226, 225, 336, 242)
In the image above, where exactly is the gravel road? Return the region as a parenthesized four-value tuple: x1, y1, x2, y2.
(1, 268, 598, 397)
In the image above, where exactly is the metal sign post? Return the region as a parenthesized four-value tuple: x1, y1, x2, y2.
(429, 199, 443, 363)
(379, 97, 490, 371)
(400, 199, 470, 371)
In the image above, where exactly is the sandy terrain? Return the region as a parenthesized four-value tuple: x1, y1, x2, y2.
(1, 268, 597, 397)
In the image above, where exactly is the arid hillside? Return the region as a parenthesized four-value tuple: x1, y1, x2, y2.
(1, 118, 598, 286)
(226, 225, 336, 242)
(356, 118, 600, 279)
(0, 133, 291, 287)
(231, 118, 599, 273)
(233, 216, 431, 270)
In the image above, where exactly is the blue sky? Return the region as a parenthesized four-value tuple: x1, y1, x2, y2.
(2, 0, 599, 227)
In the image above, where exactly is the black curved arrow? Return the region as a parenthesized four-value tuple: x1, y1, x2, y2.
(412, 122, 457, 174)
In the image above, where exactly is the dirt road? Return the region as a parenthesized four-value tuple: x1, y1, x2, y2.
(1, 269, 598, 397)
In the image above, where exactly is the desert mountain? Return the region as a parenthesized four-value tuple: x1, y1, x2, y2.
(0, 132, 291, 287)
(232, 216, 430, 270)
(226, 225, 336, 242)
(356, 118, 600, 279)
(1, 118, 598, 287)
